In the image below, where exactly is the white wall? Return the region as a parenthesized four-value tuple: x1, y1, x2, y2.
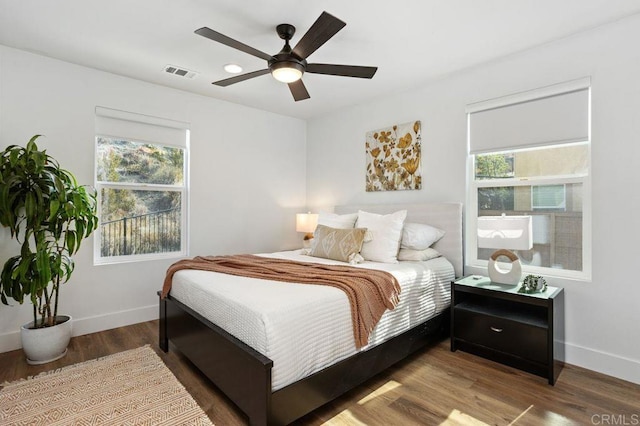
(306, 15, 640, 384)
(0, 46, 307, 352)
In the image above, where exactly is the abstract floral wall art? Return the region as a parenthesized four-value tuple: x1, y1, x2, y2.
(365, 120, 422, 191)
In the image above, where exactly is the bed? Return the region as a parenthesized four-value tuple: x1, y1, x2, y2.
(159, 202, 463, 425)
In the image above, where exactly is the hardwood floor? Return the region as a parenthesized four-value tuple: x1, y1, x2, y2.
(1, 320, 638, 425)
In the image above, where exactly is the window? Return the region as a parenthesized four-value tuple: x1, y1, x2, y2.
(94, 107, 189, 264)
(467, 78, 591, 279)
(532, 185, 566, 210)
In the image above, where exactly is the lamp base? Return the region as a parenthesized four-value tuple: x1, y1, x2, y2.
(302, 233, 314, 249)
(488, 249, 522, 285)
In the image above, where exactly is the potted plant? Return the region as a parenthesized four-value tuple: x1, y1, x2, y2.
(0, 135, 98, 364)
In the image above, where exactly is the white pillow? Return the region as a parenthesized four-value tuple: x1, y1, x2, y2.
(400, 222, 446, 250)
(317, 211, 358, 229)
(356, 210, 407, 263)
(398, 247, 442, 262)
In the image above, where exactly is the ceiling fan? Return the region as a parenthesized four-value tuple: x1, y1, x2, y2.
(195, 11, 378, 101)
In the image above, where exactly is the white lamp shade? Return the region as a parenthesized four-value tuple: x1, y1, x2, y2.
(532, 215, 550, 244)
(478, 215, 533, 251)
(296, 213, 318, 233)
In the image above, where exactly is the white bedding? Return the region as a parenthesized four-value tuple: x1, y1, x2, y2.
(169, 250, 454, 391)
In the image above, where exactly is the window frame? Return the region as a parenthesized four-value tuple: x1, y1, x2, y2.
(465, 80, 592, 282)
(93, 115, 190, 265)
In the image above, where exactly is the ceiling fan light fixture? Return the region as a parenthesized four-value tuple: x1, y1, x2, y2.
(271, 61, 304, 83)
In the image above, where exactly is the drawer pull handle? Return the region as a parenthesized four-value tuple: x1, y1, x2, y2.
(490, 326, 503, 333)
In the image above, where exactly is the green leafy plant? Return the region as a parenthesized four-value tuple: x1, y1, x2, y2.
(518, 274, 547, 294)
(0, 135, 98, 328)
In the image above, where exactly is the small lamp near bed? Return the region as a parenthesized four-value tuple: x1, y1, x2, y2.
(296, 212, 318, 249)
(478, 214, 532, 285)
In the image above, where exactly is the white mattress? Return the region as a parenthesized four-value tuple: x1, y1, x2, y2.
(169, 250, 454, 391)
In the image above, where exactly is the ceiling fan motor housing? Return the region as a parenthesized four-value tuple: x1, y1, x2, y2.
(269, 53, 306, 75)
(270, 23, 307, 76)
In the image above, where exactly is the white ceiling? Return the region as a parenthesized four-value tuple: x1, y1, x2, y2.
(1, 1, 639, 119)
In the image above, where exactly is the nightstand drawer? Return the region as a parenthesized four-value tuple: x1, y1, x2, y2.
(454, 307, 547, 364)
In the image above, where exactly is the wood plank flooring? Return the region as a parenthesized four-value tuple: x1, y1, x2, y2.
(1, 320, 638, 425)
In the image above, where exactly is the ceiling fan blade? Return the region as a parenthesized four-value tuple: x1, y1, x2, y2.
(213, 69, 271, 87)
(195, 27, 273, 61)
(288, 80, 310, 101)
(306, 63, 378, 79)
(292, 12, 346, 60)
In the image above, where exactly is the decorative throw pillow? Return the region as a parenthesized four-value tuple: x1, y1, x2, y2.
(317, 211, 358, 229)
(400, 222, 446, 250)
(356, 210, 407, 263)
(309, 225, 367, 264)
(398, 247, 442, 262)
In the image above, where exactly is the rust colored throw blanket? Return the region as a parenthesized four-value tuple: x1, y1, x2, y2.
(162, 254, 401, 349)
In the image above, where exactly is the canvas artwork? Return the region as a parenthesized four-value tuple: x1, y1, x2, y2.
(365, 120, 422, 192)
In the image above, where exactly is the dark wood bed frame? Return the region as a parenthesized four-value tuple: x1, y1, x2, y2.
(159, 293, 449, 425)
(159, 202, 463, 425)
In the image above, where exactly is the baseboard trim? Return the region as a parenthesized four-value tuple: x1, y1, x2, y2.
(566, 342, 640, 385)
(0, 305, 158, 353)
(0, 330, 21, 354)
(2, 307, 638, 385)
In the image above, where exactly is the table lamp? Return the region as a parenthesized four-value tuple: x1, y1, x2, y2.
(296, 212, 318, 249)
(478, 214, 533, 285)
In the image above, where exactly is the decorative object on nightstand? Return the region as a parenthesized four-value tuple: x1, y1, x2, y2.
(296, 212, 318, 249)
(519, 274, 547, 294)
(451, 276, 565, 385)
(478, 214, 532, 285)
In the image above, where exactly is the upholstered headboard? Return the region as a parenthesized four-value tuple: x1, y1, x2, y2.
(335, 203, 464, 278)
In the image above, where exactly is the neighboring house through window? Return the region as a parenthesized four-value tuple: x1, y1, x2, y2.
(94, 107, 189, 264)
(466, 78, 591, 280)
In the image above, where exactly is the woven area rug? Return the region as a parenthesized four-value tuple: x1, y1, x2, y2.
(0, 345, 214, 425)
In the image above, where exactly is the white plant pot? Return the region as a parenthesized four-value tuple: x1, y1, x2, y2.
(20, 315, 73, 365)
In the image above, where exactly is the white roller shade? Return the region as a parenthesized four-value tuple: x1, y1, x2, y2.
(468, 78, 590, 154)
(95, 107, 189, 148)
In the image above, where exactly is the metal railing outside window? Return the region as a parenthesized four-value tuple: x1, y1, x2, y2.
(100, 208, 181, 257)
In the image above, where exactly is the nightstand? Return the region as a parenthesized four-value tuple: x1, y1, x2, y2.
(451, 276, 564, 385)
